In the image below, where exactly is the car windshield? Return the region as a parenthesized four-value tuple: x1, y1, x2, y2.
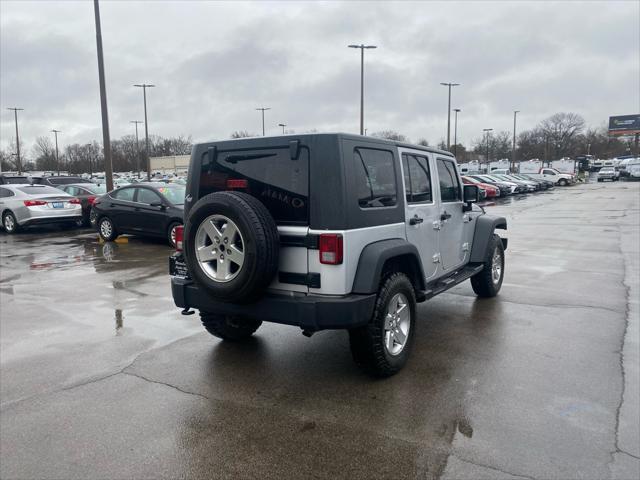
(157, 186, 186, 205)
(18, 186, 66, 195)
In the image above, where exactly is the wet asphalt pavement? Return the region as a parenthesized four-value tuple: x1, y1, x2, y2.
(1, 181, 639, 479)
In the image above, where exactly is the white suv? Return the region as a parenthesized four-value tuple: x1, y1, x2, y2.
(170, 134, 507, 376)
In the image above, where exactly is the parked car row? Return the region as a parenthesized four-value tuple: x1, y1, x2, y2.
(461, 173, 555, 198)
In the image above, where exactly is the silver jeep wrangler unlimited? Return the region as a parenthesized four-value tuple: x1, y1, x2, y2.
(170, 133, 507, 376)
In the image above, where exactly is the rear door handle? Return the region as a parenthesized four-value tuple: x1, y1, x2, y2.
(440, 211, 452, 221)
(409, 215, 424, 225)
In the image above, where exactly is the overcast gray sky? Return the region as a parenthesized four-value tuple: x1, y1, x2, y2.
(1, 0, 638, 154)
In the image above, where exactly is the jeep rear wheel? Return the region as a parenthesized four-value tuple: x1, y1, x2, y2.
(184, 191, 279, 303)
(470, 233, 505, 298)
(349, 272, 416, 377)
(200, 312, 262, 341)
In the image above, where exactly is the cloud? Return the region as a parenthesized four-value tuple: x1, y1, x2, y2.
(1, 0, 638, 155)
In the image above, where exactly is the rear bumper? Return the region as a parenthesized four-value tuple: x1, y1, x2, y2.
(21, 214, 82, 226)
(171, 277, 376, 332)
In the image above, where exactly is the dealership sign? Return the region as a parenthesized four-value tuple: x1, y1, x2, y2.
(608, 114, 640, 135)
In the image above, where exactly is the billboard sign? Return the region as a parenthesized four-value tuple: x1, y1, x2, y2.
(609, 114, 640, 135)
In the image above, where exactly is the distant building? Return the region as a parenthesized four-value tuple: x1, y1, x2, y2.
(149, 155, 190, 173)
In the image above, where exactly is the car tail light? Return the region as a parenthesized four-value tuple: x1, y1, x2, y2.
(68, 198, 81, 204)
(227, 179, 248, 189)
(87, 196, 97, 205)
(319, 234, 343, 265)
(23, 200, 47, 207)
(175, 225, 184, 252)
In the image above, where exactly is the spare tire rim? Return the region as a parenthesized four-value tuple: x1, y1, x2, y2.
(195, 214, 245, 283)
(384, 293, 410, 356)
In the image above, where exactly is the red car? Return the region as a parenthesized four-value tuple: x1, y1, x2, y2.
(462, 176, 499, 198)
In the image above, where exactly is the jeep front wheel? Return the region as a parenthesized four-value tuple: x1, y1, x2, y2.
(200, 312, 262, 341)
(470, 234, 505, 298)
(349, 272, 416, 377)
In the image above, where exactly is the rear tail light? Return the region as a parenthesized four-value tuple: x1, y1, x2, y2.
(175, 225, 184, 252)
(23, 200, 47, 207)
(319, 234, 343, 265)
(69, 198, 81, 204)
(227, 179, 248, 189)
(87, 196, 97, 205)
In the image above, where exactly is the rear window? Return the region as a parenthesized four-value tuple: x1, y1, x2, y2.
(17, 186, 64, 195)
(200, 147, 309, 225)
(47, 177, 85, 185)
(158, 186, 186, 205)
(1, 176, 29, 184)
(86, 184, 107, 194)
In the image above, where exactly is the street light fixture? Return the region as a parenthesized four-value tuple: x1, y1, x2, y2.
(278, 123, 287, 134)
(453, 109, 461, 158)
(130, 120, 143, 178)
(7, 108, 24, 174)
(134, 83, 155, 180)
(348, 44, 377, 135)
(440, 82, 460, 150)
(256, 107, 271, 136)
(483, 128, 493, 165)
(512, 110, 520, 170)
(51, 129, 61, 175)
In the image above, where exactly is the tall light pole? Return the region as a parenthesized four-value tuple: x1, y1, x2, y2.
(348, 44, 377, 135)
(51, 129, 61, 175)
(483, 128, 493, 166)
(85, 143, 93, 176)
(278, 123, 286, 134)
(256, 107, 270, 136)
(453, 108, 461, 158)
(7, 107, 24, 174)
(134, 83, 155, 180)
(512, 110, 519, 171)
(130, 120, 143, 178)
(440, 82, 460, 150)
(93, 0, 114, 192)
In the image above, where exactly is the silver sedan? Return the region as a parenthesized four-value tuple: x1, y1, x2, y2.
(0, 184, 82, 233)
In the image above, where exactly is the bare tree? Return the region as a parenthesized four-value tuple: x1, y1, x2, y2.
(539, 112, 585, 158)
(416, 138, 430, 147)
(372, 130, 408, 142)
(230, 130, 254, 138)
(33, 136, 57, 170)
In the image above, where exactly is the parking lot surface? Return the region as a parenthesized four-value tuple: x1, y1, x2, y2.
(1, 182, 639, 479)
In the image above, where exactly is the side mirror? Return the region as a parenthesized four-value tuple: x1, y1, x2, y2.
(150, 201, 164, 208)
(463, 184, 479, 211)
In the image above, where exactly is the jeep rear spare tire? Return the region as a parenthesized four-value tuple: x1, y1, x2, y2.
(184, 191, 279, 302)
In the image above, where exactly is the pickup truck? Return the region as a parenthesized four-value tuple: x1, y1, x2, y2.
(526, 168, 575, 186)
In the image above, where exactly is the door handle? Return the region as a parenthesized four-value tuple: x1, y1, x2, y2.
(440, 211, 452, 221)
(409, 215, 424, 225)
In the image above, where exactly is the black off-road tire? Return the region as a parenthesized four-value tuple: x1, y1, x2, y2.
(98, 216, 118, 242)
(349, 273, 417, 378)
(470, 233, 505, 298)
(200, 312, 262, 341)
(184, 191, 279, 303)
(167, 221, 181, 247)
(2, 211, 19, 234)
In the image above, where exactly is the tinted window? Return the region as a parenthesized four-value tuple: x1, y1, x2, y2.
(200, 147, 309, 225)
(355, 148, 397, 208)
(437, 158, 461, 202)
(112, 187, 135, 201)
(0, 188, 12, 198)
(543, 169, 556, 175)
(47, 177, 85, 185)
(17, 186, 64, 195)
(402, 154, 432, 204)
(136, 188, 162, 204)
(1, 176, 29, 184)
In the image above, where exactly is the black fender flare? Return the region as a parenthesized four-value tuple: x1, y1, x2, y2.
(352, 238, 426, 294)
(470, 214, 507, 263)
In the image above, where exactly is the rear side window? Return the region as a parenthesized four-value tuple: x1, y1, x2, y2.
(437, 158, 461, 202)
(0, 188, 13, 198)
(200, 147, 309, 225)
(355, 148, 397, 208)
(112, 187, 135, 201)
(402, 154, 432, 203)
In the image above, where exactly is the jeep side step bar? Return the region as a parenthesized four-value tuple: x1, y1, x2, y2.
(416, 264, 484, 302)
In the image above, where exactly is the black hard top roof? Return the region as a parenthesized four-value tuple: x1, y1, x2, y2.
(196, 132, 454, 158)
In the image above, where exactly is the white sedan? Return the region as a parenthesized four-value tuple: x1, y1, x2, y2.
(0, 184, 82, 233)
